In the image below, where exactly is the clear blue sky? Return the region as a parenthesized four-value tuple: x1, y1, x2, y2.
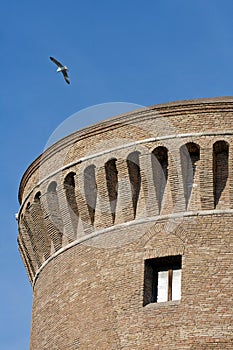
(1, 1, 233, 348)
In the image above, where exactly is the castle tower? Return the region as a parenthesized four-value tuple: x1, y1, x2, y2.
(18, 98, 233, 349)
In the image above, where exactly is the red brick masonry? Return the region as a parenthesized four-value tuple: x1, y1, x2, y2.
(18, 97, 233, 349)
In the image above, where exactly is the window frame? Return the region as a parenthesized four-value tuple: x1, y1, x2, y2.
(143, 255, 182, 306)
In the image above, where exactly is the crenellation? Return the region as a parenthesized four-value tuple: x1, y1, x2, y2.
(138, 153, 159, 217)
(168, 149, 185, 213)
(114, 157, 135, 224)
(62, 171, 79, 242)
(23, 209, 43, 268)
(18, 226, 35, 282)
(30, 202, 47, 262)
(94, 164, 114, 230)
(199, 146, 214, 210)
(74, 166, 95, 235)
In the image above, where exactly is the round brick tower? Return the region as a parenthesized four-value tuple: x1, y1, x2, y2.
(18, 97, 233, 349)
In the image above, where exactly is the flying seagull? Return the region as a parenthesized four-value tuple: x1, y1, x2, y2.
(50, 56, 70, 84)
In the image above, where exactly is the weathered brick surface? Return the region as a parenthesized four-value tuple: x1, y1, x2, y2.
(17, 97, 233, 349)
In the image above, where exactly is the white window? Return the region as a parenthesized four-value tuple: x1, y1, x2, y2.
(143, 255, 182, 306)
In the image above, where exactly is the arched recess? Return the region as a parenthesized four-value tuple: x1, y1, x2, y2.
(34, 191, 41, 203)
(48, 181, 57, 193)
(46, 181, 63, 251)
(64, 172, 79, 234)
(180, 142, 200, 210)
(105, 158, 118, 224)
(84, 165, 97, 225)
(127, 151, 141, 218)
(152, 146, 168, 213)
(213, 140, 229, 208)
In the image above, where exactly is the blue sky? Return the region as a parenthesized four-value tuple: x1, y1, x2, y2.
(1, 1, 233, 348)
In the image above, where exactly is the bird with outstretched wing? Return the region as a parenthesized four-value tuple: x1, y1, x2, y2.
(50, 56, 70, 84)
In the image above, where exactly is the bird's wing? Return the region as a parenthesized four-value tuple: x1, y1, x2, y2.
(62, 70, 70, 84)
(50, 56, 63, 68)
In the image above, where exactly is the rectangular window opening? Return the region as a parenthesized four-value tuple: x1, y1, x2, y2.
(143, 255, 182, 306)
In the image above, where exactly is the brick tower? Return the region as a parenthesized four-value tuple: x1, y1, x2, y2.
(18, 98, 233, 349)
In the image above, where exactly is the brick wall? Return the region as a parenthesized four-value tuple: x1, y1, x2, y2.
(18, 97, 233, 349)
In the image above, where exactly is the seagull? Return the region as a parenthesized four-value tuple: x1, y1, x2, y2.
(50, 56, 70, 84)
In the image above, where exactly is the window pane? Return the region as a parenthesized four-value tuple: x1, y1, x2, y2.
(143, 255, 182, 306)
(172, 269, 181, 300)
(157, 271, 168, 302)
